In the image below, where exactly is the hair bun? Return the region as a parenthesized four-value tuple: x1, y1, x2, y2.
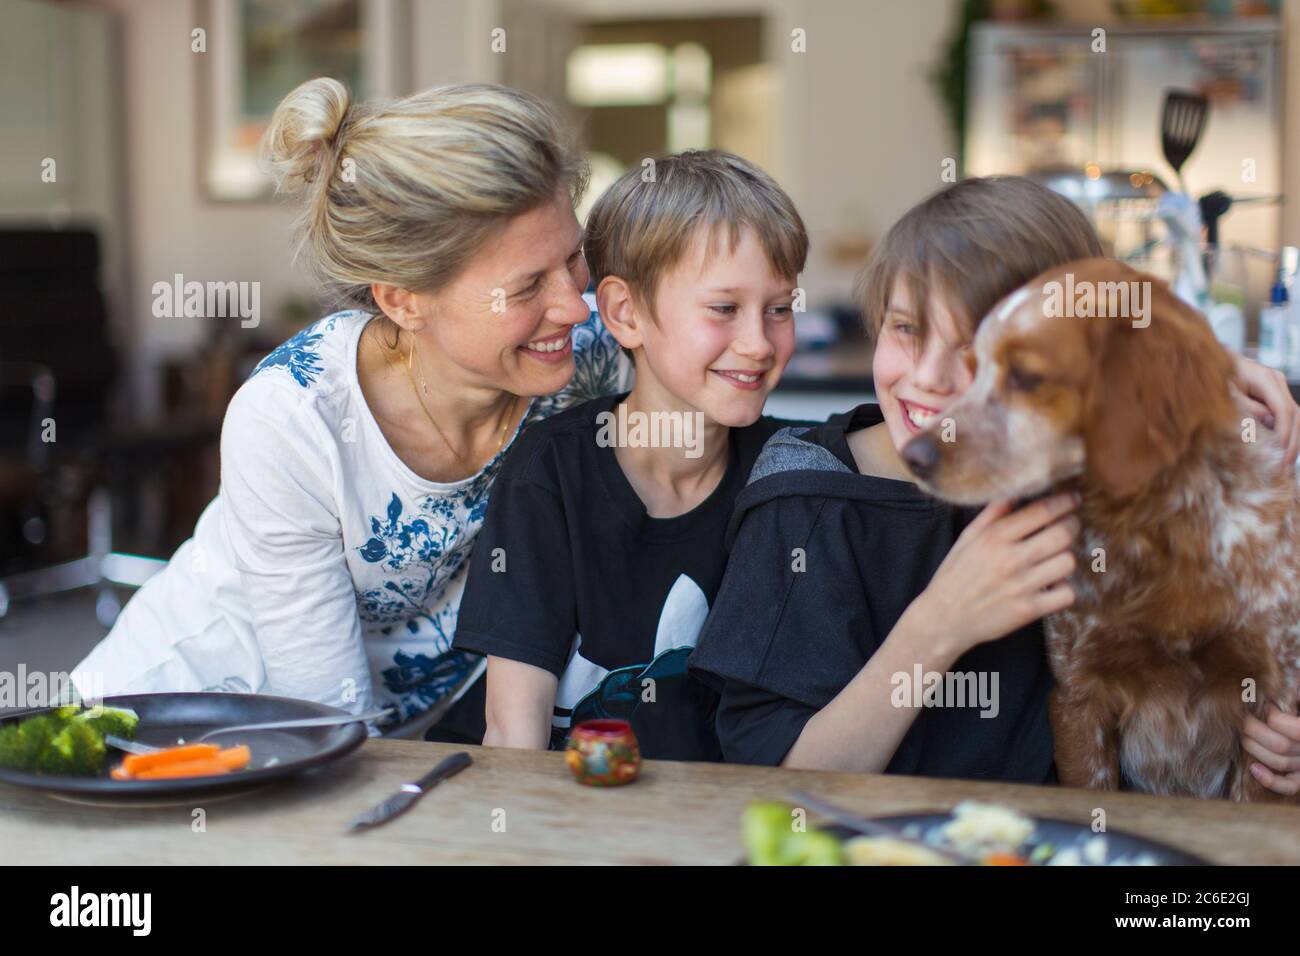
(261, 77, 352, 193)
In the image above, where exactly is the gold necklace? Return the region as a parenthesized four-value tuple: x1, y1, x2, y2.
(374, 326, 519, 469)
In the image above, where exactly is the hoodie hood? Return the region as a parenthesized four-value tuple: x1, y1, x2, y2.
(727, 410, 947, 549)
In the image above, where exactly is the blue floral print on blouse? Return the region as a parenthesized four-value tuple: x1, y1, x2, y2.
(563, 312, 623, 406)
(353, 477, 500, 724)
(355, 486, 488, 626)
(379, 650, 482, 716)
(251, 313, 343, 387)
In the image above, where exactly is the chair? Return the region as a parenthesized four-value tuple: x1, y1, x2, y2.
(0, 227, 182, 626)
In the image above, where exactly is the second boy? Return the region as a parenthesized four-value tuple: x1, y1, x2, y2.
(451, 150, 807, 759)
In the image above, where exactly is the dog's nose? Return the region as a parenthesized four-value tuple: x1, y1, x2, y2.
(901, 435, 940, 480)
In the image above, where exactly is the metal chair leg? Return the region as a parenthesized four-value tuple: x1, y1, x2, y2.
(0, 488, 165, 621)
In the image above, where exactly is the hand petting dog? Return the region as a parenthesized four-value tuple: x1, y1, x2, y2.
(1232, 354, 1300, 798)
(1230, 354, 1300, 471)
(1244, 704, 1300, 797)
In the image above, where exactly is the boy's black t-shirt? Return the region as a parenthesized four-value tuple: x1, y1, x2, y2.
(688, 404, 1057, 783)
(453, 394, 787, 761)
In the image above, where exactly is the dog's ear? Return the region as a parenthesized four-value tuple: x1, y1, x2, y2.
(1081, 273, 1235, 499)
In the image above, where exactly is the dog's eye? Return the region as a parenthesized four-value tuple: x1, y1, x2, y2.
(1006, 367, 1043, 392)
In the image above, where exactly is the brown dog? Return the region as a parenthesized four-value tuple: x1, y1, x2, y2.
(902, 258, 1300, 801)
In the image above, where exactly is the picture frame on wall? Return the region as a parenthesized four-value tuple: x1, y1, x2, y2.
(195, 0, 410, 202)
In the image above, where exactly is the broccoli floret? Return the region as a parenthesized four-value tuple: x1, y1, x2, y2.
(37, 735, 74, 774)
(15, 714, 62, 768)
(0, 724, 23, 769)
(742, 801, 846, 866)
(82, 706, 139, 740)
(744, 802, 796, 866)
(52, 704, 82, 723)
(0, 706, 128, 775)
(40, 719, 107, 775)
(0, 714, 62, 771)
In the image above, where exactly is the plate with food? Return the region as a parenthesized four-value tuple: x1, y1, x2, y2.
(743, 799, 1209, 866)
(0, 693, 369, 798)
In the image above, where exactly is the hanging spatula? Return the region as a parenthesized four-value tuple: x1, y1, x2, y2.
(1160, 89, 1208, 195)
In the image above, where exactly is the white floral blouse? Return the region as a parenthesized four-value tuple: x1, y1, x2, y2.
(74, 308, 628, 732)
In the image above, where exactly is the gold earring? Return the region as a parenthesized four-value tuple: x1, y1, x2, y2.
(409, 336, 430, 395)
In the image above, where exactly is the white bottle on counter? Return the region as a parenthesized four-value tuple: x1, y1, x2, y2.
(1258, 277, 1289, 370)
(1280, 247, 1300, 382)
(1286, 295, 1300, 382)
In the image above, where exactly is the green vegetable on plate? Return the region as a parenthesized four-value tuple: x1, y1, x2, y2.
(743, 801, 845, 866)
(0, 705, 140, 776)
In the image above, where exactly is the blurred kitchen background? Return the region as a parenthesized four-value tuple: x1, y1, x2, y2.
(2, 0, 1299, 664)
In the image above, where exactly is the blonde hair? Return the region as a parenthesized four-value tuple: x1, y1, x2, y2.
(583, 149, 808, 317)
(262, 79, 589, 311)
(857, 175, 1104, 343)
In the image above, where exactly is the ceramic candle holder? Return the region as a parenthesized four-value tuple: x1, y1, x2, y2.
(565, 719, 641, 786)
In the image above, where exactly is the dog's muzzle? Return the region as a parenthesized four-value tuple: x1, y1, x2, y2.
(901, 434, 940, 481)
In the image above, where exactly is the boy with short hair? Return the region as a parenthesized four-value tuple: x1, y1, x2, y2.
(452, 150, 807, 759)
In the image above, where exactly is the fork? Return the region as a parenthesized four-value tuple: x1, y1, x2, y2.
(105, 708, 394, 755)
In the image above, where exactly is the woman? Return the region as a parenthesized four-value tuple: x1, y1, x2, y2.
(73, 79, 626, 735)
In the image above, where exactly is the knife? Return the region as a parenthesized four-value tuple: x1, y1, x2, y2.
(347, 751, 473, 832)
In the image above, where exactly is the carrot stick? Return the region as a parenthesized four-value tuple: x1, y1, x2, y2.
(121, 742, 220, 775)
(983, 852, 1030, 866)
(133, 758, 233, 779)
(122, 745, 252, 780)
(214, 745, 251, 770)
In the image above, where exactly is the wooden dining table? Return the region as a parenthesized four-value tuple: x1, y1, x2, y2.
(2, 739, 1297, 865)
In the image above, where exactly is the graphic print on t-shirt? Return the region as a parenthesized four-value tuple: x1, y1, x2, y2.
(452, 402, 786, 760)
(551, 573, 709, 743)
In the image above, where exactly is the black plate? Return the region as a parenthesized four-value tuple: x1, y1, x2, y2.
(827, 812, 1209, 866)
(0, 693, 367, 797)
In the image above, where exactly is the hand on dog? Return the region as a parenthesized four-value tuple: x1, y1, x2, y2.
(904, 491, 1081, 661)
(1243, 703, 1300, 797)
(1230, 354, 1300, 469)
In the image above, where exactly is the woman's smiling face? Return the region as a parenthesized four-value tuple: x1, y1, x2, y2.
(409, 191, 593, 397)
(872, 279, 976, 454)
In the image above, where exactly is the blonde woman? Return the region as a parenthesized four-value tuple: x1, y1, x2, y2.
(74, 80, 627, 736)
